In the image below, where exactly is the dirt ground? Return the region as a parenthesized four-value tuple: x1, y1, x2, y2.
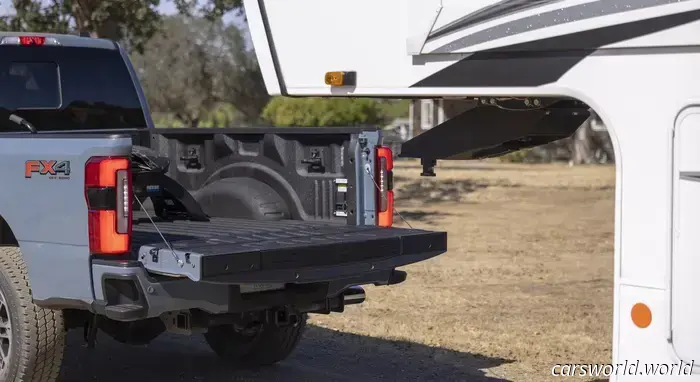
(58, 160, 616, 382)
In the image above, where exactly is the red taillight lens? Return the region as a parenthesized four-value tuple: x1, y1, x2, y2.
(376, 146, 394, 227)
(85, 157, 132, 255)
(19, 36, 45, 46)
(0, 36, 59, 46)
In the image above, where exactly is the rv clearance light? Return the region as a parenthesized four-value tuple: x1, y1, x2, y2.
(324, 71, 356, 87)
(631, 302, 652, 329)
(325, 72, 346, 86)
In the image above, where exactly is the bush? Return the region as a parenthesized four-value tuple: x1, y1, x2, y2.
(499, 149, 535, 163)
(261, 97, 385, 127)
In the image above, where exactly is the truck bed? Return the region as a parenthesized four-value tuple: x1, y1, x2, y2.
(132, 212, 447, 283)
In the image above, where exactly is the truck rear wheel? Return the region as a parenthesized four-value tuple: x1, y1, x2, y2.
(0, 246, 64, 382)
(204, 313, 307, 367)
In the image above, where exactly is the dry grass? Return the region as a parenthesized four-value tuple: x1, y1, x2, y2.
(310, 160, 616, 382)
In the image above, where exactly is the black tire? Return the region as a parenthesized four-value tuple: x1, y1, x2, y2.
(0, 246, 64, 382)
(204, 313, 307, 367)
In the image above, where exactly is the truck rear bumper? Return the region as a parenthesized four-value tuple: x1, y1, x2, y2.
(89, 259, 412, 322)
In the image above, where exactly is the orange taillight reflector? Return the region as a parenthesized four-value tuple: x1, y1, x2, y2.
(87, 210, 130, 255)
(85, 157, 129, 187)
(377, 190, 394, 227)
(376, 146, 394, 227)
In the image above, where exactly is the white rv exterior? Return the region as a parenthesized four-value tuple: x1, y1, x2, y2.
(242, 0, 700, 380)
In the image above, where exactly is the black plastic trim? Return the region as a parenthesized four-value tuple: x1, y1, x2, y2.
(257, 0, 288, 96)
(202, 250, 444, 284)
(199, 231, 447, 280)
(86, 187, 117, 210)
(100, 273, 149, 321)
(92, 258, 142, 268)
(387, 269, 407, 285)
(400, 101, 590, 160)
(33, 297, 93, 311)
(153, 126, 379, 135)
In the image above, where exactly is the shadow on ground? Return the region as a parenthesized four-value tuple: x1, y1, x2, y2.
(396, 210, 455, 225)
(395, 178, 489, 204)
(59, 325, 513, 382)
(393, 162, 528, 172)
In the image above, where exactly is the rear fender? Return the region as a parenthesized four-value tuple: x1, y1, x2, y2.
(0, 134, 132, 307)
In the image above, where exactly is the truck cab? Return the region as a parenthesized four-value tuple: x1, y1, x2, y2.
(0, 31, 447, 381)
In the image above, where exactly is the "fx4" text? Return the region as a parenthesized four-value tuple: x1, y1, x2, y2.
(25, 160, 71, 179)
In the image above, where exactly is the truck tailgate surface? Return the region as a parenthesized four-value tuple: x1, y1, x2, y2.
(132, 213, 447, 282)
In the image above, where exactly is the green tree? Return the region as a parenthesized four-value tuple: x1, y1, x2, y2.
(173, 0, 244, 20)
(130, 16, 218, 127)
(131, 15, 265, 127)
(209, 21, 269, 123)
(377, 99, 411, 120)
(262, 97, 386, 127)
(2, 0, 244, 53)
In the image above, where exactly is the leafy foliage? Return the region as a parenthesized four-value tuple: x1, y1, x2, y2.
(130, 16, 218, 127)
(1, 0, 243, 53)
(377, 99, 411, 121)
(261, 97, 386, 127)
(173, 0, 244, 21)
(208, 21, 269, 123)
(130, 15, 267, 127)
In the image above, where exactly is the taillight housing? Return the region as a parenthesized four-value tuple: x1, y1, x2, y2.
(0, 36, 59, 46)
(376, 146, 394, 227)
(85, 156, 132, 255)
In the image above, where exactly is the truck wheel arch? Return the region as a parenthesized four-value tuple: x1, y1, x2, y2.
(0, 215, 18, 247)
(194, 177, 291, 221)
(197, 162, 307, 220)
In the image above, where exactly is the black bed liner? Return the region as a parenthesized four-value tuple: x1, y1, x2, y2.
(132, 213, 447, 283)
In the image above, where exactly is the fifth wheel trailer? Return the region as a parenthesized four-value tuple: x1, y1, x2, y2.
(242, 0, 700, 380)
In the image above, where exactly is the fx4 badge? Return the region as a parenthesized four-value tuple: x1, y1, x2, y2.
(25, 160, 71, 179)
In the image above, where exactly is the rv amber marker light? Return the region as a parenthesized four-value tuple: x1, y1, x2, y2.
(325, 72, 345, 86)
(631, 302, 652, 328)
(324, 71, 356, 87)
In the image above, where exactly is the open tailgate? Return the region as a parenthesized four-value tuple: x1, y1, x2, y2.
(132, 213, 446, 282)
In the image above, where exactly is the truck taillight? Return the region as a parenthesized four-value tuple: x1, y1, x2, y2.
(85, 157, 132, 255)
(376, 146, 394, 227)
(0, 36, 59, 46)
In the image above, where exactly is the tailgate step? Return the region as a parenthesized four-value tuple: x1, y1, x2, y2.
(104, 303, 147, 321)
(132, 213, 447, 283)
